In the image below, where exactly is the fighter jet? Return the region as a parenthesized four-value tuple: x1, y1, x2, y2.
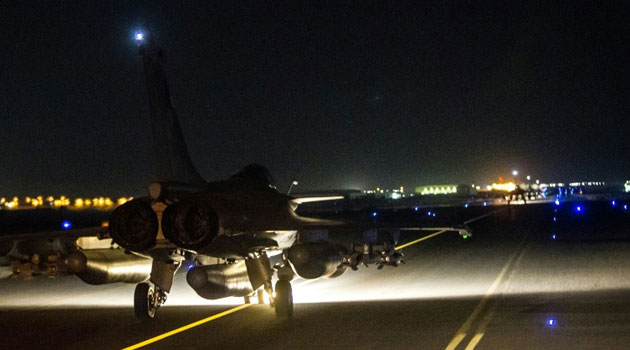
(1, 28, 470, 319)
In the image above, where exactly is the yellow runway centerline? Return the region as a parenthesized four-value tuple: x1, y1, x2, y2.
(463, 333, 485, 350)
(443, 236, 529, 350)
(122, 304, 253, 350)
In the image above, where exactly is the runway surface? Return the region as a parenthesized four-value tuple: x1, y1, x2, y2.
(2, 201, 630, 349)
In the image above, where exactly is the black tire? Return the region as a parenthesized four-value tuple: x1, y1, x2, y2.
(134, 283, 156, 320)
(274, 280, 293, 318)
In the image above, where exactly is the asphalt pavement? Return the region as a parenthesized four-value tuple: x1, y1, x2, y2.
(2, 202, 630, 349)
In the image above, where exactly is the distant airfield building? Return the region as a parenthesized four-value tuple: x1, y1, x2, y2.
(415, 184, 475, 196)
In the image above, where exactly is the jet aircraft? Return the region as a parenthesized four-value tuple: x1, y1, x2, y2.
(0, 28, 470, 319)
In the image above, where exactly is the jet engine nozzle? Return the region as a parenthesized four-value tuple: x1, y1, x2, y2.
(109, 198, 159, 251)
(288, 242, 346, 279)
(161, 201, 219, 250)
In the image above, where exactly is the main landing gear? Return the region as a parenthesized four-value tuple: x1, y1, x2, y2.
(134, 259, 181, 320)
(242, 280, 293, 318)
(274, 279, 293, 318)
(244, 289, 266, 305)
(134, 282, 167, 319)
(243, 253, 294, 318)
(273, 256, 294, 318)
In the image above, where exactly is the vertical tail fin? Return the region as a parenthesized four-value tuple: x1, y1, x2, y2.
(136, 28, 205, 184)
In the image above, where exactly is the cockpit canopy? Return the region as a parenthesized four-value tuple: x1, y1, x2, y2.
(230, 164, 276, 190)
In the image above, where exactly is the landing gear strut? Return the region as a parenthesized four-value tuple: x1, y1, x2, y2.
(244, 289, 266, 304)
(243, 250, 294, 318)
(134, 258, 181, 319)
(134, 282, 166, 319)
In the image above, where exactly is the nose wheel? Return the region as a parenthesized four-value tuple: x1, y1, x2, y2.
(274, 279, 293, 318)
(134, 282, 165, 320)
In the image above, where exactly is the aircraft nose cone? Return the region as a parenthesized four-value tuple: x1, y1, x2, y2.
(65, 251, 87, 274)
(186, 267, 207, 289)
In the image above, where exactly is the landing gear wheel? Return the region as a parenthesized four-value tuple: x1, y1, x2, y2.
(274, 280, 293, 318)
(134, 282, 157, 320)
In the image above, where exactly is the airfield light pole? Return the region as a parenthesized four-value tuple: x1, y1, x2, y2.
(287, 180, 298, 195)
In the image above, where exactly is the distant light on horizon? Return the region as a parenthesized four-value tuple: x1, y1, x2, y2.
(492, 182, 516, 192)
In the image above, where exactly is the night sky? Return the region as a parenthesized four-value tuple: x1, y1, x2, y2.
(1, 1, 629, 197)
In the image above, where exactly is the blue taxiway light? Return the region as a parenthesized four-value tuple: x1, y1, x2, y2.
(464, 203, 469, 208)
(553, 217, 557, 222)
(372, 212, 378, 217)
(61, 221, 72, 230)
(612, 200, 616, 207)
(576, 205, 582, 212)
(135, 32, 144, 41)
(552, 234, 557, 240)
(427, 211, 432, 216)
(554, 199, 560, 206)
(483, 202, 487, 207)
(546, 318, 557, 327)
(414, 206, 419, 211)
(187, 264, 194, 270)
(432, 213, 436, 217)
(624, 205, 628, 210)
